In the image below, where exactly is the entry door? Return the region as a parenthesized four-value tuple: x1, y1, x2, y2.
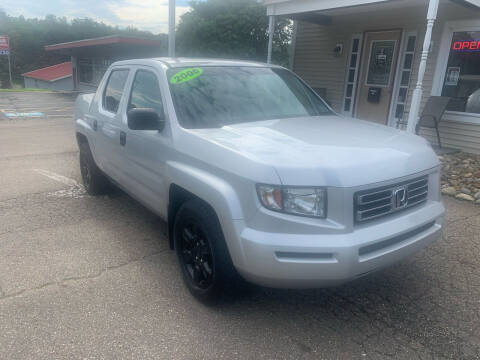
(355, 30, 401, 124)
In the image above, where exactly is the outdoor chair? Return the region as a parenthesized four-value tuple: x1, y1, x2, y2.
(312, 87, 332, 107)
(397, 96, 450, 148)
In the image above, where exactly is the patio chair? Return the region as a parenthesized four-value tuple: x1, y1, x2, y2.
(397, 96, 450, 148)
(312, 87, 332, 107)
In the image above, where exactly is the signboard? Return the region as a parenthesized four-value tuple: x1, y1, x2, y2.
(452, 40, 480, 52)
(0, 35, 9, 55)
(445, 67, 460, 86)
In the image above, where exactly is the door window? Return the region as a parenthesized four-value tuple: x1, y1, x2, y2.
(128, 70, 164, 117)
(392, 34, 417, 122)
(366, 40, 397, 87)
(103, 69, 129, 113)
(343, 34, 362, 114)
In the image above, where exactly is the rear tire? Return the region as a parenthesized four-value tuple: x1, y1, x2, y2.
(174, 199, 239, 304)
(79, 142, 111, 196)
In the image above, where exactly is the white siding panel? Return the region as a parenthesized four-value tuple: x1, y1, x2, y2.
(294, 22, 349, 111)
(419, 121, 480, 154)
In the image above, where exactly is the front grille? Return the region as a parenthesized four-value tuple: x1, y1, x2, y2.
(355, 176, 429, 223)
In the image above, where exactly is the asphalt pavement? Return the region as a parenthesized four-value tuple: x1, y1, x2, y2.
(0, 91, 479, 359)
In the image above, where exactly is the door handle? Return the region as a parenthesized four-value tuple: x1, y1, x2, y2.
(93, 119, 98, 131)
(120, 131, 126, 146)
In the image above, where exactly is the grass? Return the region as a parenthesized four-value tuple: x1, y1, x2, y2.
(0, 88, 51, 92)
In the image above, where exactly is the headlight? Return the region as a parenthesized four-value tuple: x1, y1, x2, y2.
(256, 184, 327, 218)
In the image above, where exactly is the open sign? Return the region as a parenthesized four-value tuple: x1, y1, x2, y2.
(452, 40, 480, 51)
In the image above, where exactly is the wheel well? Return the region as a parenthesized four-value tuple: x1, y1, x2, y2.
(168, 184, 218, 250)
(168, 184, 196, 249)
(76, 132, 88, 148)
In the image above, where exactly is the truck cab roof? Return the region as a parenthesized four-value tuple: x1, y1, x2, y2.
(111, 57, 280, 69)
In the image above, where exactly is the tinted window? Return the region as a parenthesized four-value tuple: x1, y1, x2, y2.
(128, 70, 164, 116)
(103, 69, 129, 113)
(442, 31, 480, 114)
(167, 67, 331, 129)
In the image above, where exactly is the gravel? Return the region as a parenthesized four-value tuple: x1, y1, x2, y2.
(440, 152, 480, 203)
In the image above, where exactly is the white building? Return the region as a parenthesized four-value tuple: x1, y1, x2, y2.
(264, 0, 480, 154)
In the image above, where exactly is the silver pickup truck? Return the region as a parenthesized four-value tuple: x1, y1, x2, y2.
(74, 58, 444, 302)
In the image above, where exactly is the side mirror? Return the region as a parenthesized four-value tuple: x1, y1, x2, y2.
(127, 108, 165, 131)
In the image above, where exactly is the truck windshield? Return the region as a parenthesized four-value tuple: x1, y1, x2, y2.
(167, 66, 332, 129)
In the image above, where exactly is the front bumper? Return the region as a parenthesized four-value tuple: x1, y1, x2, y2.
(231, 201, 444, 288)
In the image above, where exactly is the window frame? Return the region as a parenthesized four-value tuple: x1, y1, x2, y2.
(342, 33, 363, 116)
(127, 69, 166, 120)
(432, 19, 480, 125)
(102, 68, 130, 114)
(364, 39, 398, 88)
(388, 30, 418, 127)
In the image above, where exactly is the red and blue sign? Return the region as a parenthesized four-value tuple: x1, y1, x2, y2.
(452, 40, 480, 52)
(0, 35, 9, 55)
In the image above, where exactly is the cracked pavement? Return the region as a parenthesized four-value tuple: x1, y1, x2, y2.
(0, 92, 479, 359)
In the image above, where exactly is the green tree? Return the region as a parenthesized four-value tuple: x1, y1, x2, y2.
(176, 0, 292, 65)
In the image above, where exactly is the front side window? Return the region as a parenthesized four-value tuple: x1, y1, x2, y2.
(167, 66, 332, 129)
(442, 31, 480, 114)
(128, 70, 164, 117)
(103, 69, 129, 113)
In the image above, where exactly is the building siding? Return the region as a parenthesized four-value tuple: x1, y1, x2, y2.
(23, 76, 73, 91)
(292, 2, 480, 154)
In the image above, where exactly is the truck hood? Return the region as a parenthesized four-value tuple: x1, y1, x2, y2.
(189, 115, 439, 187)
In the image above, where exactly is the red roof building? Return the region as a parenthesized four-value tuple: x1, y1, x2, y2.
(22, 62, 73, 91)
(45, 35, 162, 91)
(22, 62, 72, 82)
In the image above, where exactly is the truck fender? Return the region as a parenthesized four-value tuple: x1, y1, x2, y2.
(74, 93, 99, 162)
(167, 161, 247, 269)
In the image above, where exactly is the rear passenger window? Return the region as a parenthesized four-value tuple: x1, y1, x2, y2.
(128, 70, 164, 117)
(103, 69, 129, 113)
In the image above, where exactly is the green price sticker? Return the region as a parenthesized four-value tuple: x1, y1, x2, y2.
(170, 68, 203, 84)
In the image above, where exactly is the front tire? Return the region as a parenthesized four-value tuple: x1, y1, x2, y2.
(79, 142, 111, 196)
(174, 199, 238, 303)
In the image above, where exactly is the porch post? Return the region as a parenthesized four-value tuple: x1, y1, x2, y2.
(406, 0, 439, 133)
(267, 15, 275, 64)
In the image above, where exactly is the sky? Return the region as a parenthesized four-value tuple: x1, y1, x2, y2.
(0, 0, 193, 34)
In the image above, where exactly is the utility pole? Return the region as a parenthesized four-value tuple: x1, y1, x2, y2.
(267, 15, 275, 64)
(168, 0, 176, 58)
(7, 50, 13, 88)
(0, 35, 12, 88)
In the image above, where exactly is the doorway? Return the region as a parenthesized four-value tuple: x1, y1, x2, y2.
(355, 30, 402, 124)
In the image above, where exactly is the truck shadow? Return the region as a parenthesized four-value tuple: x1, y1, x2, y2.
(105, 191, 475, 359)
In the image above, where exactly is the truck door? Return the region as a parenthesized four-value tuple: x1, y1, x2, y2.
(120, 67, 171, 218)
(93, 67, 130, 183)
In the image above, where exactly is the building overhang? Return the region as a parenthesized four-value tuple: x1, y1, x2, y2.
(45, 35, 162, 58)
(263, 0, 480, 16)
(264, 0, 398, 16)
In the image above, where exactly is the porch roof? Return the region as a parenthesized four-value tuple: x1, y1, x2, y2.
(263, 0, 480, 16)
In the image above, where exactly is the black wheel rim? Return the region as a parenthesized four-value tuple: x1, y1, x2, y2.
(179, 221, 214, 289)
(80, 153, 91, 187)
